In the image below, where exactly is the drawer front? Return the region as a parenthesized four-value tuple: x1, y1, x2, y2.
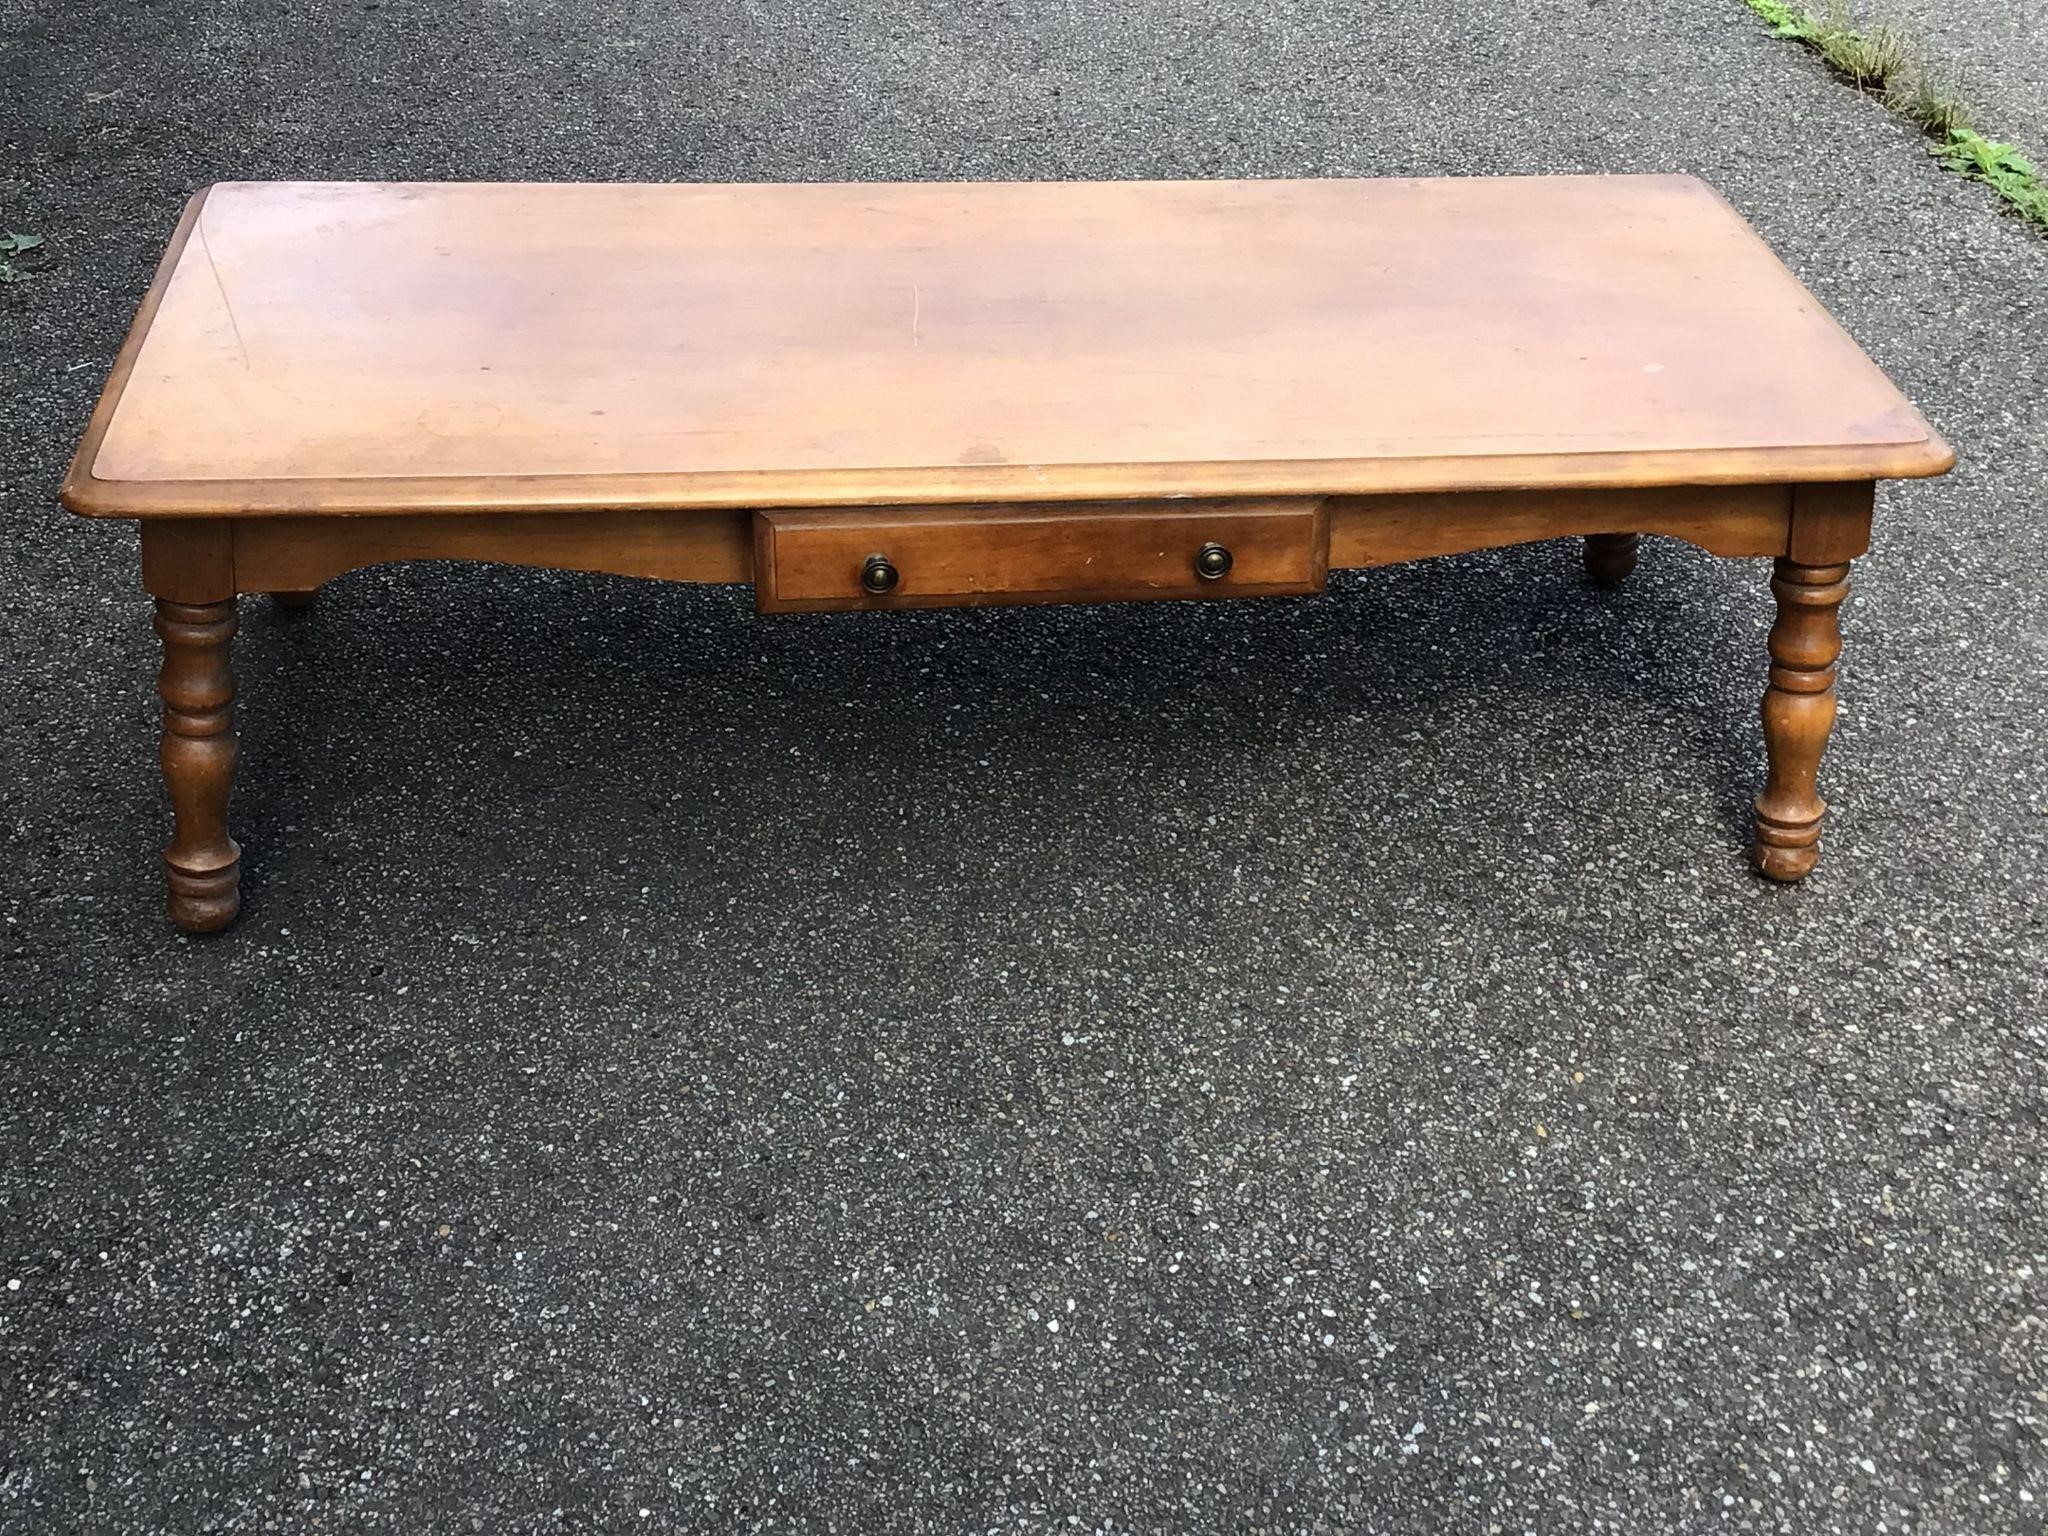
(753, 498, 1328, 613)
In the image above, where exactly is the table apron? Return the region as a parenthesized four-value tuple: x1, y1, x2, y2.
(185, 482, 1825, 602)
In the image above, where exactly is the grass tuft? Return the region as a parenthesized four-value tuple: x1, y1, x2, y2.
(1807, 4, 1910, 87)
(1888, 70, 1972, 138)
(1738, 0, 2046, 233)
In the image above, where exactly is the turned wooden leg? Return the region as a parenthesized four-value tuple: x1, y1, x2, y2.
(155, 598, 241, 932)
(269, 588, 319, 609)
(1584, 532, 1640, 587)
(1754, 558, 1849, 882)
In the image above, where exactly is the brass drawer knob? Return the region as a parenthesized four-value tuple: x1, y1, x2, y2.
(1194, 542, 1233, 581)
(860, 554, 900, 595)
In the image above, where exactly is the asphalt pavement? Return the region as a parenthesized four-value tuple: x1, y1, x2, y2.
(1874, 0, 2047, 160)
(2, 0, 2044, 1531)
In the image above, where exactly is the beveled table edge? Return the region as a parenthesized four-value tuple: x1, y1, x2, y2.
(61, 441, 1954, 520)
(59, 180, 1957, 521)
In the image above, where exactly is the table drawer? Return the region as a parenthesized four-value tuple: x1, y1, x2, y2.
(753, 499, 1328, 613)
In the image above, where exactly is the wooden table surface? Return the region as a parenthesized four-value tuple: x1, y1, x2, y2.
(64, 175, 1950, 519)
(66, 175, 1957, 929)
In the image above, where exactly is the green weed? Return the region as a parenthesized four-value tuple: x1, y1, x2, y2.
(1738, 0, 2046, 234)
(0, 231, 43, 284)
(1936, 130, 2048, 223)
(1744, 0, 1817, 39)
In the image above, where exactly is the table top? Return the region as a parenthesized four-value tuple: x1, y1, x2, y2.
(64, 176, 1951, 518)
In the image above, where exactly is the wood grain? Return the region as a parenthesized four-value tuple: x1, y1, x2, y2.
(140, 518, 235, 602)
(754, 500, 1326, 611)
(223, 486, 1795, 595)
(1325, 484, 1791, 565)
(233, 509, 752, 593)
(1755, 559, 1851, 881)
(155, 598, 240, 932)
(63, 177, 1951, 518)
(1787, 480, 1877, 564)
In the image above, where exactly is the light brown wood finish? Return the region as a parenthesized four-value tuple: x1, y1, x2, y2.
(1786, 479, 1878, 565)
(1755, 559, 1851, 880)
(753, 500, 1327, 612)
(138, 522, 241, 931)
(154, 599, 240, 931)
(1327, 484, 1791, 566)
(69, 179, 1946, 930)
(1750, 481, 1875, 879)
(234, 509, 754, 593)
(63, 177, 1949, 519)
(225, 486, 1794, 595)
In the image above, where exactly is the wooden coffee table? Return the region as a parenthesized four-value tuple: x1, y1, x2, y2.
(63, 176, 1951, 932)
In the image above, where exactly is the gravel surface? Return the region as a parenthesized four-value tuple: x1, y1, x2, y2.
(2, 1, 2045, 1532)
